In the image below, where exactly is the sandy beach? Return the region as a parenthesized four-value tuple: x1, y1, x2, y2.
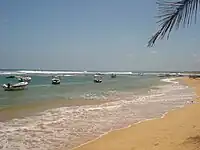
(72, 77, 200, 150)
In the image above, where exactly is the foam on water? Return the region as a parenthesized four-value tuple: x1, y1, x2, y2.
(18, 70, 85, 75)
(0, 70, 134, 76)
(0, 78, 196, 150)
(160, 78, 179, 83)
(0, 71, 24, 75)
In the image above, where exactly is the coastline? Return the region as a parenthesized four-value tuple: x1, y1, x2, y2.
(0, 98, 109, 121)
(71, 77, 200, 150)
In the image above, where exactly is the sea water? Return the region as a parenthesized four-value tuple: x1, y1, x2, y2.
(0, 70, 196, 150)
(0, 70, 160, 108)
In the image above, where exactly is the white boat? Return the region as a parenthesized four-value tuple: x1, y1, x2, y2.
(52, 77, 61, 85)
(17, 76, 32, 82)
(93, 74, 102, 83)
(138, 73, 144, 76)
(94, 79, 102, 83)
(157, 74, 169, 77)
(111, 73, 117, 78)
(2, 82, 28, 91)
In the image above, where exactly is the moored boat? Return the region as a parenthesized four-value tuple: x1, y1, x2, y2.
(6, 75, 16, 79)
(17, 76, 32, 82)
(2, 82, 28, 91)
(138, 73, 144, 76)
(93, 74, 102, 83)
(94, 78, 102, 83)
(111, 73, 117, 78)
(157, 74, 165, 77)
(52, 76, 61, 85)
(157, 74, 170, 77)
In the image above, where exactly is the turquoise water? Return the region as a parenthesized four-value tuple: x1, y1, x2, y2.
(0, 70, 196, 150)
(0, 74, 162, 108)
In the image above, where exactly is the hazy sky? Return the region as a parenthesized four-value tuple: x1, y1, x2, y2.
(0, 0, 200, 71)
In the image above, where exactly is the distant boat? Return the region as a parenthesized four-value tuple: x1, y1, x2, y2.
(94, 78, 102, 83)
(6, 75, 15, 79)
(111, 74, 117, 78)
(189, 74, 200, 79)
(52, 76, 61, 85)
(2, 82, 28, 91)
(93, 74, 102, 83)
(17, 76, 32, 82)
(175, 73, 183, 77)
(138, 73, 144, 76)
(157, 74, 169, 77)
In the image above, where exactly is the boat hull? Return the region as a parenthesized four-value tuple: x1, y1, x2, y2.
(6, 76, 15, 79)
(94, 80, 102, 83)
(18, 78, 31, 82)
(52, 77, 61, 85)
(3, 87, 27, 91)
(52, 81, 60, 85)
(111, 75, 116, 78)
(2, 82, 28, 91)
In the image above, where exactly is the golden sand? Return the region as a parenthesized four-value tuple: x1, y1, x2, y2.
(72, 78, 200, 150)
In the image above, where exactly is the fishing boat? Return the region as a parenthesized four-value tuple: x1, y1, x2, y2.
(93, 74, 102, 83)
(2, 82, 28, 91)
(111, 73, 117, 78)
(138, 73, 144, 76)
(157, 74, 166, 77)
(6, 75, 15, 79)
(157, 73, 171, 78)
(52, 76, 61, 85)
(17, 76, 32, 82)
(94, 78, 102, 83)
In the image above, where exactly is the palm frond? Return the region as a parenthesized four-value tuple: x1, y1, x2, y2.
(148, 0, 200, 47)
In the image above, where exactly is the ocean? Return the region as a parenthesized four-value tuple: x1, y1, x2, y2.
(0, 70, 196, 150)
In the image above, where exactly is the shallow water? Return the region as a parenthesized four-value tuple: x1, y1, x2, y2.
(0, 77, 196, 150)
(0, 74, 161, 108)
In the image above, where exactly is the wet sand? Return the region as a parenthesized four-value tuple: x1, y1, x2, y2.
(0, 98, 108, 121)
(72, 77, 200, 150)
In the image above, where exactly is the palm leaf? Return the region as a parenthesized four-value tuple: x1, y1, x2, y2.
(148, 0, 200, 47)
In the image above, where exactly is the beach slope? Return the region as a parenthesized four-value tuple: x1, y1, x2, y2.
(72, 78, 200, 150)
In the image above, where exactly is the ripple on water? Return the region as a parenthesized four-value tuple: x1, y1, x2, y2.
(0, 81, 196, 150)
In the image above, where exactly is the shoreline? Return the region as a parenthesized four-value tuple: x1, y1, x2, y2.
(0, 77, 169, 122)
(71, 111, 170, 150)
(71, 107, 187, 150)
(71, 77, 200, 150)
(0, 98, 109, 121)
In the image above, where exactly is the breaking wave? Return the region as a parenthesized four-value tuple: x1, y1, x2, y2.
(0, 78, 196, 150)
(0, 70, 134, 76)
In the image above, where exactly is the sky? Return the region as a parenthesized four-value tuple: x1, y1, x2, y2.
(0, 0, 200, 71)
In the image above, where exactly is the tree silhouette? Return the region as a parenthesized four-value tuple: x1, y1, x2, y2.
(148, 0, 200, 47)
